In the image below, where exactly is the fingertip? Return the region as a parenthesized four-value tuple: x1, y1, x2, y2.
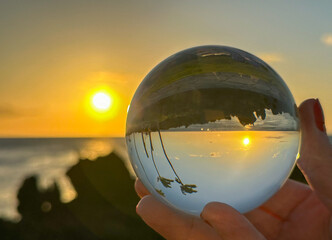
(136, 196, 221, 239)
(298, 98, 330, 157)
(135, 178, 150, 198)
(298, 98, 317, 134)
(201, 202, 265, 239)
(298, 99, 330, 154)
(201, 202, 240, 224)
(201, 202, 227, 218)
(298, 98, 316, 113)
(136, 195, 152, 217)
(299, 98, 327, 135)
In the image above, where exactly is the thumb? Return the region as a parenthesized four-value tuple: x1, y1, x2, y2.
(297, 98, 332, 210)
(200, 202, 265, 240)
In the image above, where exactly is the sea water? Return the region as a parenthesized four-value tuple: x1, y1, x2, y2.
(0, 138, 128, 220)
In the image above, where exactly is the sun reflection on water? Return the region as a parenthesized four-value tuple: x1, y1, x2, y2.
(243, 137, 250, 146)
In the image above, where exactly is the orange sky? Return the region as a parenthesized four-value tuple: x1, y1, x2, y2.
(0, 1, 331, 137)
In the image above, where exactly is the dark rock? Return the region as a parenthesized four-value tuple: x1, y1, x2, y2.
(0, 153, 163, 240)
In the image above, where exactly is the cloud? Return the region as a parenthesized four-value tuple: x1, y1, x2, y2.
(321, 33, 332, 46)
(257, 53, 283, 63)
(0, 105, 19, 117)
(0, 104, 40, 118)
(247, 110, 298, 131)
(170, 109, 298, 131)
(170, 115, 245, 131)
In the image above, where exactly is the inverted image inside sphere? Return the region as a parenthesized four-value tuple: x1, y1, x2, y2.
(126, 45, 298, 135)
(126, 45, 299, 215)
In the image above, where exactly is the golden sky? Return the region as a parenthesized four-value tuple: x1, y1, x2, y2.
(0, 1, 331, 137)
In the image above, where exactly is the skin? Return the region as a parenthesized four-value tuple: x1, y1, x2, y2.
(135, 99, 332, 240)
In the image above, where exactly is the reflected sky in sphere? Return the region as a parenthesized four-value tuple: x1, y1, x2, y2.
(126, 45, 300, 215)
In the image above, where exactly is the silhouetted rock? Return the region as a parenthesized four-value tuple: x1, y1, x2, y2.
(0, 218, 18, 240)
(289, 165, 307, 184)
(65, 153, 161, 239)
(0, 153, 163, 240)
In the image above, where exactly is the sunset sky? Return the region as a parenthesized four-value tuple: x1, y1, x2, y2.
(0, 0, 331, 137)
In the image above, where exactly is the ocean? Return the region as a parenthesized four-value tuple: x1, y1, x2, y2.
(0, 136, 331, 221)
(0, 138, 132, 221)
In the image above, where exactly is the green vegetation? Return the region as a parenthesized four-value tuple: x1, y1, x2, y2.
(138, 47, 289, 103)
(127, 88, 298, 134)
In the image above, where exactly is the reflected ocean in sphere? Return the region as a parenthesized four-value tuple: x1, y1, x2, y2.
(126, 45, 300, 215)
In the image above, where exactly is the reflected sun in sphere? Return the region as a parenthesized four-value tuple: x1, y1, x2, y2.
(243, 137, 250, 146)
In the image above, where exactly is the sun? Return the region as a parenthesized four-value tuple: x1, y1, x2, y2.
(86, 87, 119, 120)
(243, 137, 250, 146)
(91, 91, 113, 112)
(92, 92, 112, 111)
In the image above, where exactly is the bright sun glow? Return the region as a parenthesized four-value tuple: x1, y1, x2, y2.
(243, 137, 250, 146)
(92, 92, 113, 111)
(86, 87, 119, 120)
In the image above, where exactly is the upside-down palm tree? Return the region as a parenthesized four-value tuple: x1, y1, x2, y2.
(138, 129, 197, 195)
(156, 129, 197, 195)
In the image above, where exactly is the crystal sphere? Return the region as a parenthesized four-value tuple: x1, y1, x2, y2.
(126, 45, 299, 216)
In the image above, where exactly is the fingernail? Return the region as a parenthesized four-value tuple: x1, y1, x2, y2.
(136, 201, 142, 216)
(136, 195, 150, 217)
(314, 99, 326, 133)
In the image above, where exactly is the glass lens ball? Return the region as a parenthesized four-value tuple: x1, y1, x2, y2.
(126, 45, 299, 216)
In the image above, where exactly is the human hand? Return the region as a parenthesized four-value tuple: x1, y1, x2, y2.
(135, 99, 332, 240)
